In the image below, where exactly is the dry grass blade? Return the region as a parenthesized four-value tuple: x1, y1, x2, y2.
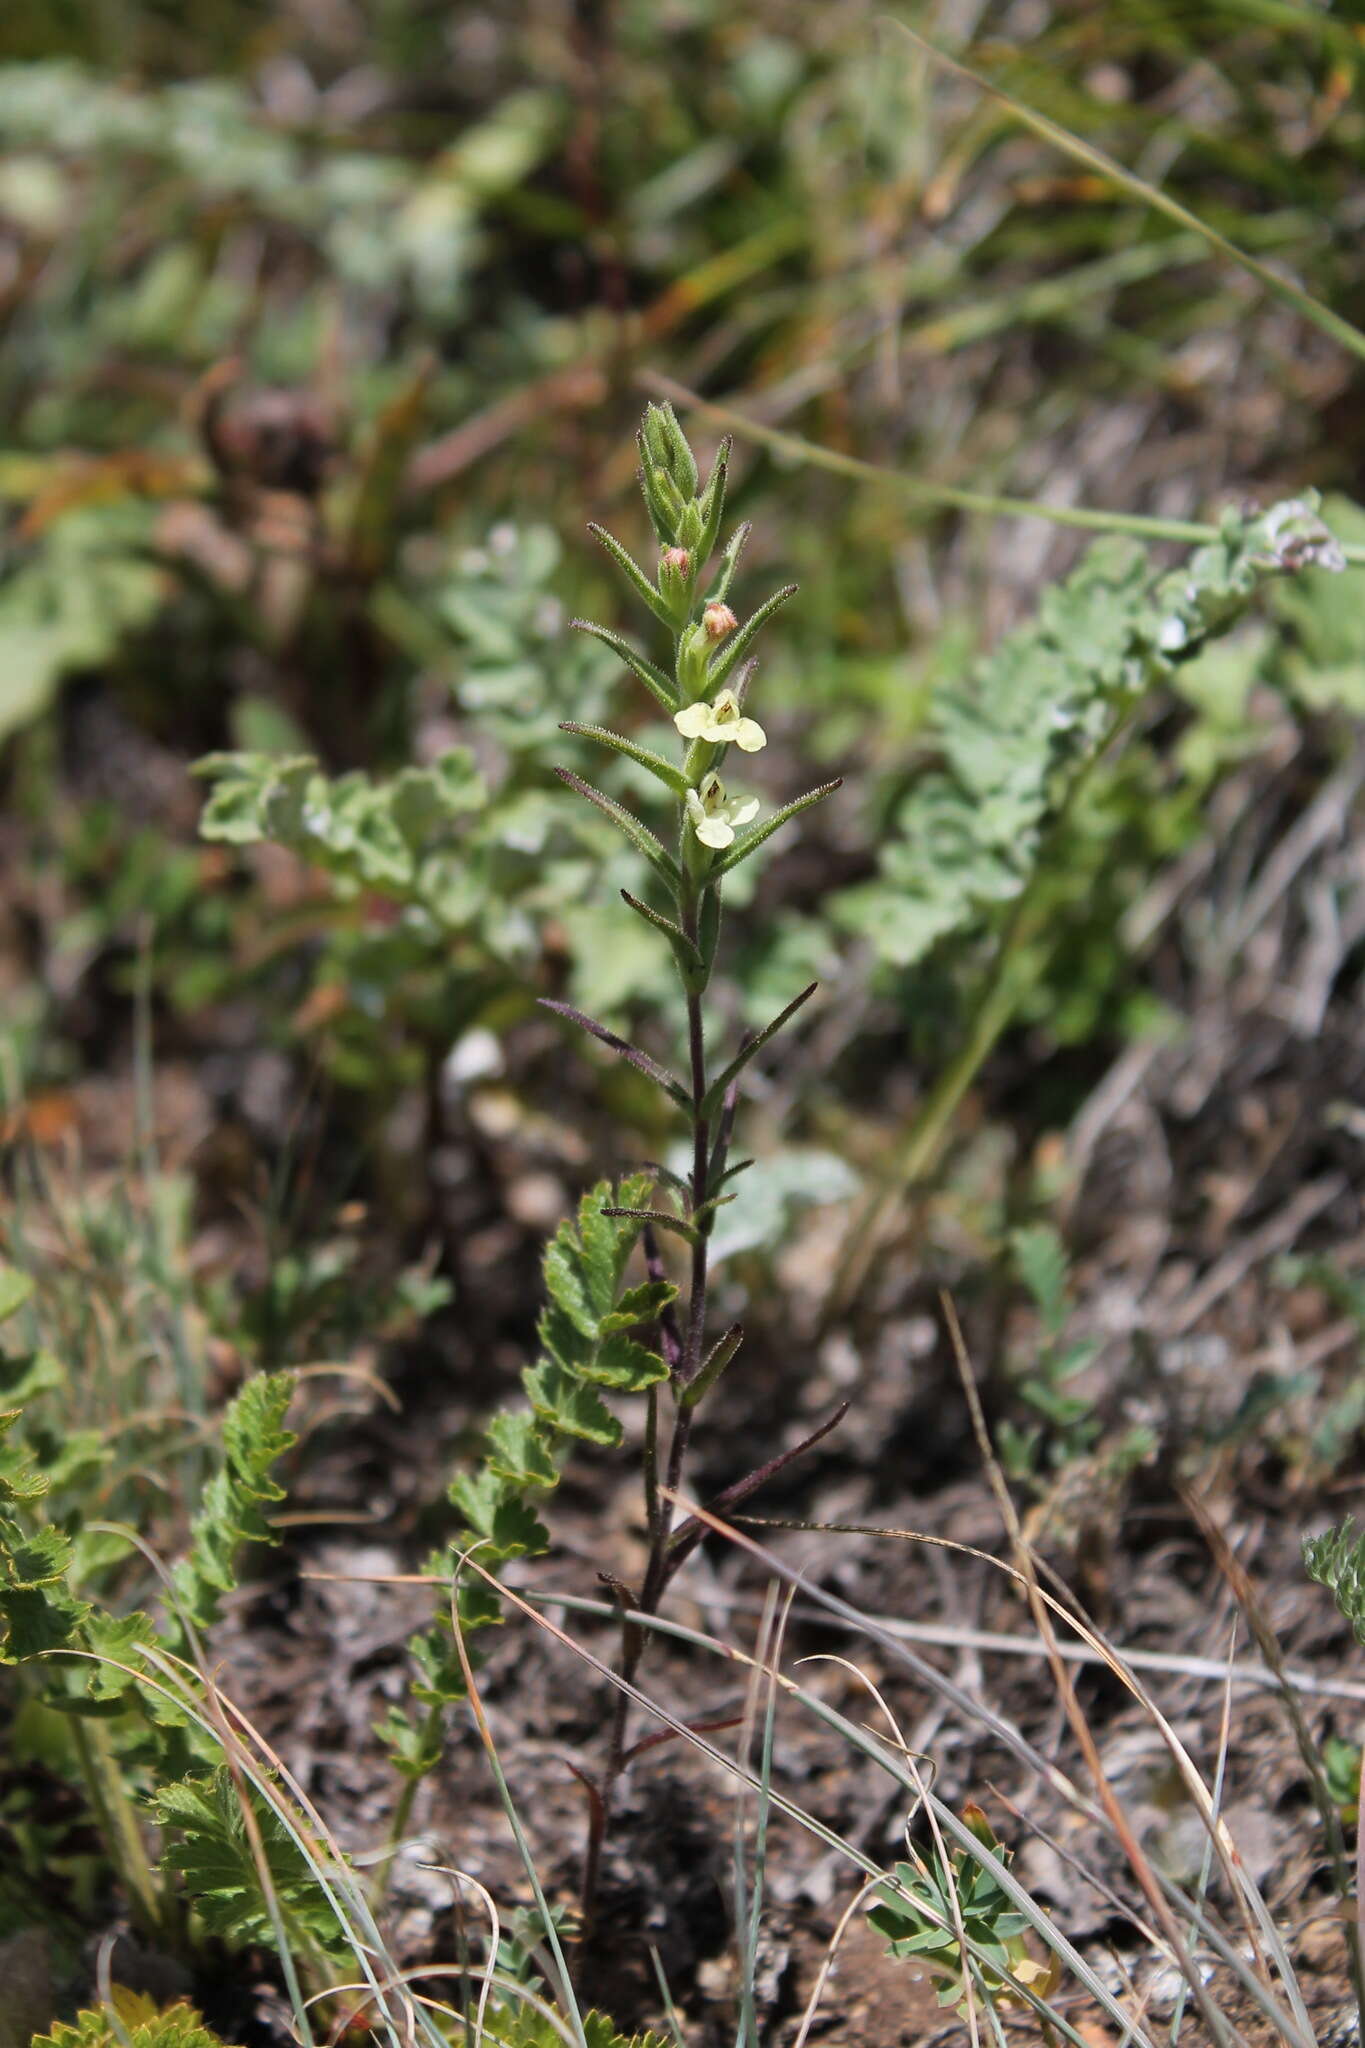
(877, 14, 1365, 370)
(462, 1549, 1165, 2048)
(938, 1297, 1311, 2048)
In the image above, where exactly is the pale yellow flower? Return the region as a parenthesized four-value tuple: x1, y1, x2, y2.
(685, 772, 759, 851)
(674, 687, 766, 753)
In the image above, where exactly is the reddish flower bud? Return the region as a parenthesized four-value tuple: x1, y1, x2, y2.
(661, 546, 691, 574)
(703, 602, 738, 641)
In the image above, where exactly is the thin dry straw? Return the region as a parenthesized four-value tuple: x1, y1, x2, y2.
(876, 14, 1365, 372)
(940, 1298, 1297, 2048)
(1168, 1627, 1242, 2047)
(309, 1557, 1319, 2045)
(734, 1584, 791, 2048)
(448, 1546, 588, 2048)
(549, 1573, 1308, 2044)
(687, 1584, 1365, 1704)
(644, 371, 1365, 567)
(558, 1518, 1315, 2048)
(460, 1549, 1165, 2048)
(69, 1518, 440, 2048)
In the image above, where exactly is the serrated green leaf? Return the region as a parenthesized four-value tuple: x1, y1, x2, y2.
(835, 503, 1338, 969)
(523, 1361, 621, 1445)
(1010, 1223, 1069, 1333)
(153, 1765, 349, 1962)
(0, 1519, 72, 1588)
(82, 1609, 159, 1700)
(169, 1372, 296, 1641)
(30, 1992, 241, 2048)
(580, 1333, 668, 1392)
(485, 1410, 559, 1490)
(375, 1703, 445, 1781)
(600, 1279, 678, 1333)
(448, 1469, 549, 1558)
(0, 1344, 63, 1406)
(0, 1581, 89, 1661)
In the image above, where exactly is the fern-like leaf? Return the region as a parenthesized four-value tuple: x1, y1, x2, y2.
(168, 1372, 296, 1643)
(1304, 1518, 1365, 1646)
(834, 498, 1345, 967)
(152, 1766, 349, 1965)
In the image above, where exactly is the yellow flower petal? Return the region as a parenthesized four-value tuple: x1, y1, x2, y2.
(674, 702, 711, 740)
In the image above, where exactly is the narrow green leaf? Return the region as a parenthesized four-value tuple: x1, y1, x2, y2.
(571, 618, 677, 713)
(679, 1323, 743, 1409)
(540, 999, 692, 1112)
(636, 440, 678, 544)
(711, 779, 842, 879)
(696, 438, 732, 567)
(602, 1205, 698, 1246)
(560, 722, 689, 797)
(704, 520, 750, 607)
(553, 768, 681, 888)
(701, 983, 818, 1119)
(620, 889, 703, 969)
(588, 523, 674, 627)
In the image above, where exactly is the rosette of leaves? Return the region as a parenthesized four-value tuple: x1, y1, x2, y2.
(833, 496, 1346, 972)
(870, 1805, 1058, 2016)
(30, 1991, 240, 2048)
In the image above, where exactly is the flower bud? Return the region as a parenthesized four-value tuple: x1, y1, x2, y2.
(677, 622, 710, 699)
(658, 545, 693, 622)
(703, 602, 738, 641)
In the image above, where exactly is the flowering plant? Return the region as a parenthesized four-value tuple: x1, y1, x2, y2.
(546, 401, 843, 1918)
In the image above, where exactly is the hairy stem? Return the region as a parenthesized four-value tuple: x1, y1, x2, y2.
(580, 918, 713, 1944)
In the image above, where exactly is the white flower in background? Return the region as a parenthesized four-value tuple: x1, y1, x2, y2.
(674, 687, 766, 752)
(685, 771, 759, 850)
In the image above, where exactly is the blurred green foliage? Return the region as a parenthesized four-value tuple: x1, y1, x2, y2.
(1, 0, 1364, 1209)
